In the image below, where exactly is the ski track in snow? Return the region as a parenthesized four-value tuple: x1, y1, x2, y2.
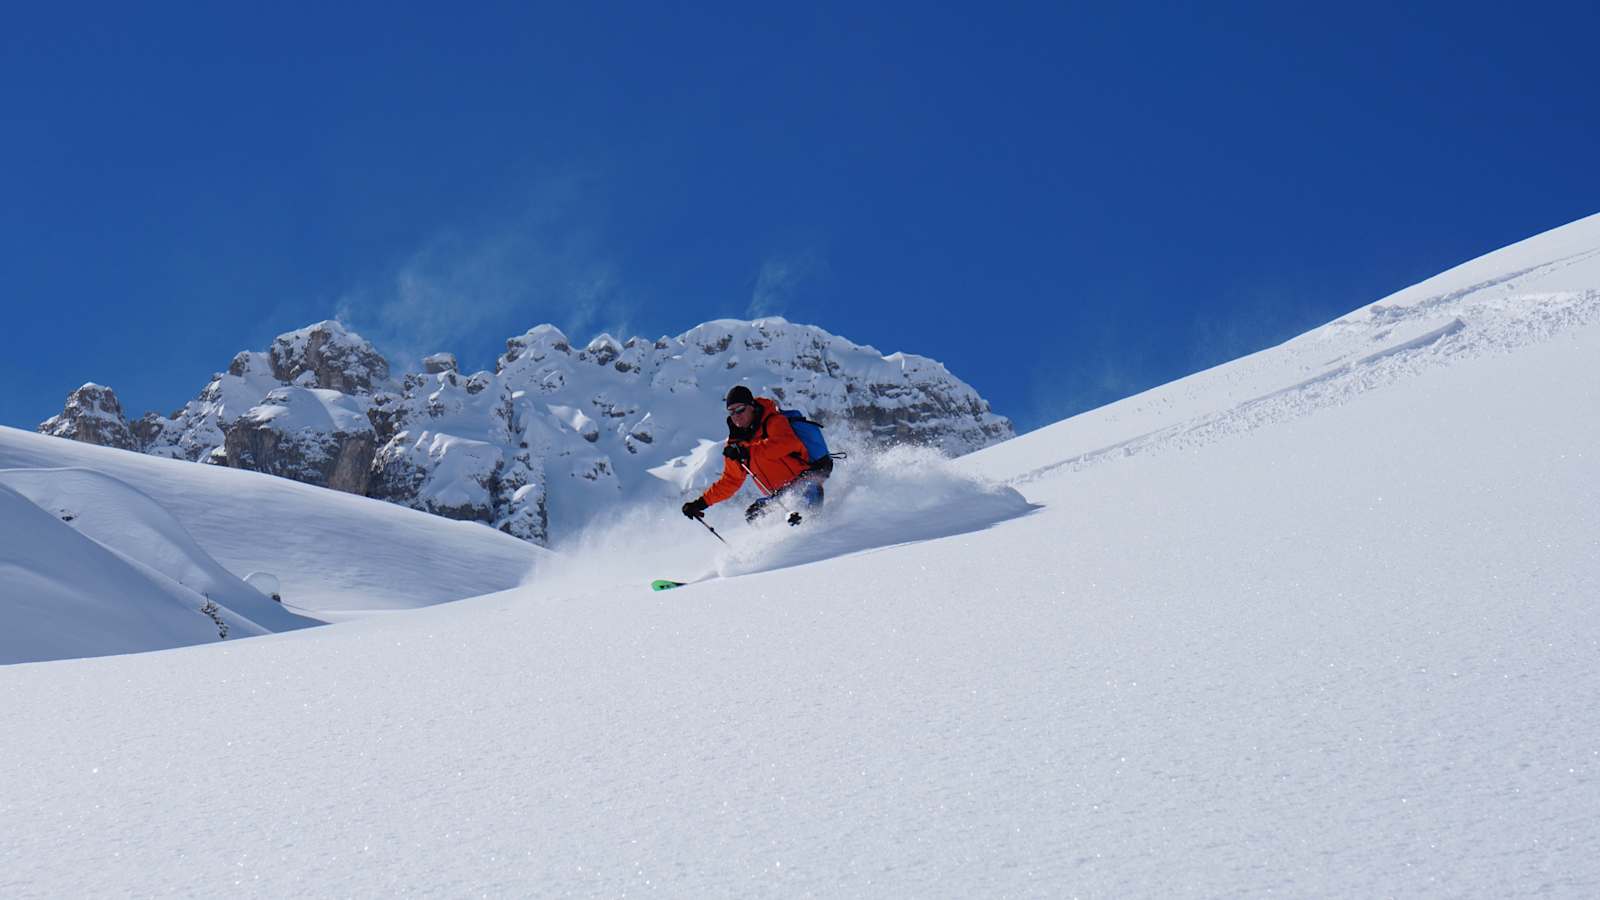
(1008, 286, 1600, 485)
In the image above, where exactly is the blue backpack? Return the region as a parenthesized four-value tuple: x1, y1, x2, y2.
(778, 409, 830, 464)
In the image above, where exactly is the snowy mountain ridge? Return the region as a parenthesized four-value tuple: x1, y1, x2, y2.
(41, 317, 1012, 544)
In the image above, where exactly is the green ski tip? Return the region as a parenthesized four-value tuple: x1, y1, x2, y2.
(651, 579, 688, 591)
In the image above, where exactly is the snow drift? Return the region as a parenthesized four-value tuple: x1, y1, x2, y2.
(0, 480, 270, 664)
(0, 467, 319, 635)
(0, 426, 546, 662)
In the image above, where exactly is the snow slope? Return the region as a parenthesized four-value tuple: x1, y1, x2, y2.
(0, 467, 319, 636)
(3, 214, 1598, 895)
(965, 211, 1600, 484)
(0, 428, 545, 617)
(0, 481, 274, 664)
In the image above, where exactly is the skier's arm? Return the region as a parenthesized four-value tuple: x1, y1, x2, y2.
(701, 452, 748, 506)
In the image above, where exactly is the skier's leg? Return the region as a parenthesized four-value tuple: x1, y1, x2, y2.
(797, 479, 824, 509)
(744, 496, 772, 523)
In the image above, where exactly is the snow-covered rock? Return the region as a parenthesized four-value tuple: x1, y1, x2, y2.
(223, 387, 378, 494)
(131, 349, 296, 461)
(268, 320, 392, 394)
(126, 321, 391, 465)
(38, 317, 1012, 544)
(37, 383, 137, 450)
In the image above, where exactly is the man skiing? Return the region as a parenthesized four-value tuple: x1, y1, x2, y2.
(681, 386, 827, 525)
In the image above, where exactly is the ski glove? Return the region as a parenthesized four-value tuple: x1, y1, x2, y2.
(681, 497, 708, 520)
(723, 442, 750, 465)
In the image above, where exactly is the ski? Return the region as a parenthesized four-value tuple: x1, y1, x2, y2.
(650, 579, 689, 591)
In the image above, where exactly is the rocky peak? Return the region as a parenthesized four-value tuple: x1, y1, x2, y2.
(499, 325, 572, 371)
(423, 353, 458, 375)
(581, 334, 624, 367)
(268, 320, 390, 394)
(38, 383, 137, 450)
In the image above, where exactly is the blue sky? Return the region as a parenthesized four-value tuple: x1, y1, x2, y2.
(4, 2, 1596, 434)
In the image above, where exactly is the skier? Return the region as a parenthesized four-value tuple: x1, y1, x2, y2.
(681, 386, 828, 525)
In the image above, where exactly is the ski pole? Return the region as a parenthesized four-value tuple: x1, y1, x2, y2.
(694, 515, 729, 544)
(741, 461, 789, 509)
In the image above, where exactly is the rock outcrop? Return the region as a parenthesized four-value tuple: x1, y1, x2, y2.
(268, 321, 391, 394)
(132, 322, 389, 463)
(37, 384, 138, 450)
(222, 387, 377, 495)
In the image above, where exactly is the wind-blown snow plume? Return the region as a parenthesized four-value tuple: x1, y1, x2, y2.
(747, 251, 827, 319)
(336, 175, 631, 368)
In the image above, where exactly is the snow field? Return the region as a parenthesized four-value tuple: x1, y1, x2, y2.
(3, 318, 1595, 896)
(987, 323, 1600, 895)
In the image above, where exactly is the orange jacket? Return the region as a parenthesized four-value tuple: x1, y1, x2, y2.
(701, 397, 811, 506)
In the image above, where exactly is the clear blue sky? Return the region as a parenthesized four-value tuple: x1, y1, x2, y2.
(4, 2, 1596, 433)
